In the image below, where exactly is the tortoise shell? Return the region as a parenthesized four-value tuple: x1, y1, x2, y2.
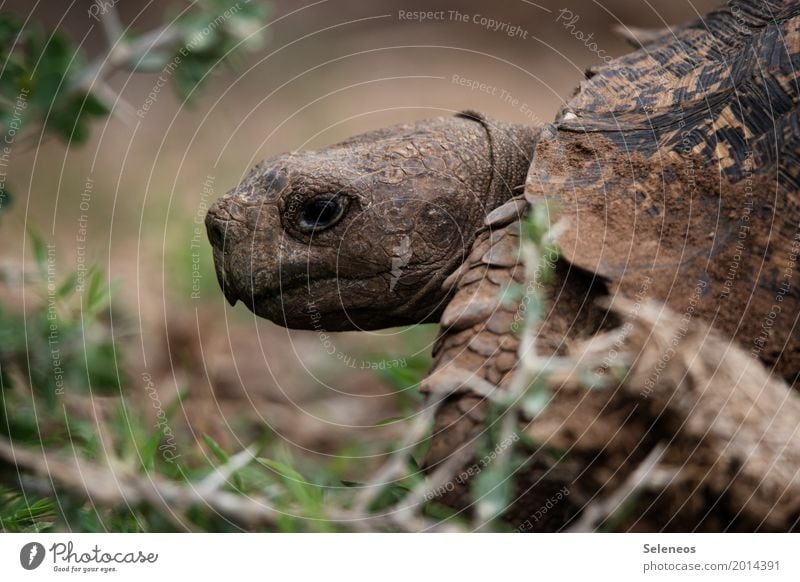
(527, 0, 800, 383)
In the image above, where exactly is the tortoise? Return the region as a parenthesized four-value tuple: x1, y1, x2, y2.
(206, 0, 800, 530)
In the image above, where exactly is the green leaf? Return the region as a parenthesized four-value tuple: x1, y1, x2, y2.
(44, 90, 108, 144)
(257, 456, 324, 519)
(0, 14, 22, 50)
(0, 185, 12, 216)
(0, 66, 25, 104)
(370, 415, 406, 427)
(50, 102, 91, 143)
(172, 52, 213, 101)
(258, 457, 304, 483)
(423, 501, 462, 523)
(203, 433, 230, 463)
(203, 434, 244, 492)
(84, 267, 111, 312)
(82, 92, 110, 116)
(523, 201, 555, 242)
(82, 341, 121, 395)
(377, 366, 422, 390)
(36, 31, 75, 78)
(56, 271, 77, 298)
(0, 487, 56, 532)
(29, 71, 62, 111)
(139, 430, 162, 473)
(27, 227, 47, 279)
(139, 391, 186, 475)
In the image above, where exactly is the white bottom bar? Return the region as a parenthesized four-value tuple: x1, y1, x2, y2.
(1, 533, 796, 581)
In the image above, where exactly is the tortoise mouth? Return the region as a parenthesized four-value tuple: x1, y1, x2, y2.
(234, 273, 352, 326)
(250, 278, 310, 308)
(228, 273, 310, 310)
(232, 271, 428, 331)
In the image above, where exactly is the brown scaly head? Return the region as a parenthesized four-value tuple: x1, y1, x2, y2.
(205, 112, 538, 331)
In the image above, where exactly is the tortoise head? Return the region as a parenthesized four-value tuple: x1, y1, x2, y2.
(205, 112, 537, 331)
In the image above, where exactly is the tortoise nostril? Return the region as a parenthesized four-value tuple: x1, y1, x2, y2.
(206, 215, 228, 249)
(206, 198, 242, 249)
(206, 197, 252, 250)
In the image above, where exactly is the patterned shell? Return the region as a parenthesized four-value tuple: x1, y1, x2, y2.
(527, 0, 800, 383)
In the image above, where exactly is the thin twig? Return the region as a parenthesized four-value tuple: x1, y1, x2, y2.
(383, 444, 474, 529)
(567, 442, 677, 532)
(196, 443, 259, 496)
(94, 82, 138, 126)
(72, 21, 185, 93)
(97, 2, 125, 50)
(351, 393, 447, 515)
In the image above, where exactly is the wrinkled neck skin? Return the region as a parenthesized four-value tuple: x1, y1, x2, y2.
(205, 112, 539, 331)
(460, 111, 538, 211)
(386, 112, 539, 325)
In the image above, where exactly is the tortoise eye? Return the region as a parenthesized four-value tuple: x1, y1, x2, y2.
(298, 196, 345, 232)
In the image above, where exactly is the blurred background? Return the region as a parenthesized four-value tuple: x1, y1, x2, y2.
(0, 0, 717, 529)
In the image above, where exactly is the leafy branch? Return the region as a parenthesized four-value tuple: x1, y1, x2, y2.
(0, 0, 268, 146)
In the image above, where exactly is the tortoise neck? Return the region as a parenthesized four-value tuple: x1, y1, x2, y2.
(457, 111, 539, 212)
